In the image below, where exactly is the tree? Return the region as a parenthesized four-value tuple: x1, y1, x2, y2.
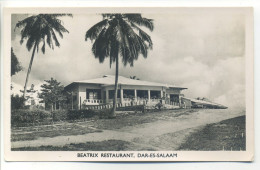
(85, 14, 153, 117)
(38, 78, 67, 111)
(11, 47, 23, 76)
(130, 76, 140, 80)
(15, 14, 72, 99)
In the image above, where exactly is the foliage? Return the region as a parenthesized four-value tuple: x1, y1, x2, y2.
(38, 78, 67, 111)
(11, 109, 52, 127)
(67, 109, 98, 120)
(177, 116, 246, 151)
(15, 14, 72, 53)
(11, 94, 25, 109)
(15, 14, 72, 98)
(130, 76, 140, 80)
(51, 110, 68, 121)
(116, 105, 144, 112)
(85, 14, 153, 67)
(85, 13, 154, 116)
(11, 109, 68, 127)
(67, 109, 115, 120)
(11, 48, 22, 76)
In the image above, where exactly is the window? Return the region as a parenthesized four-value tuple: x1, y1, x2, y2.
(86, 89, 101, 99)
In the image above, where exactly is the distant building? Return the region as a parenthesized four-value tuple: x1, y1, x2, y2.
(64, 75, 187, 110)
(181, 97, 228, 109)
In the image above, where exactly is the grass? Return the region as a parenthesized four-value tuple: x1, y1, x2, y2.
(12, 140, 132, 151)
(11, 122, 102, 142)
(178, 115, 246, 151)
(11, 110, 245, 151)
(12, 109, 191, 142)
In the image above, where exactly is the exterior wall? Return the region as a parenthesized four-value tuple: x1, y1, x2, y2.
(166, 88, 182, 94)
(78, 84, 103, 108)
(166, 88, 183, 104)
(65, 83, 185, 109)
(102, 84, 167, 105)
(78, 84, 102, 100)
(180, 97, 192, 108)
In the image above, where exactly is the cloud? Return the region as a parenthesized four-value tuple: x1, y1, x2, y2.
(11, 11, 246, 108)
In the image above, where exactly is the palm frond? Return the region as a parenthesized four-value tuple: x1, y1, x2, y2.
(124, 14, 154, 31)
(15, 15, 36, 29)
(85, 19, 109, 41)
(16, 14, 70, 53)
(86, 13, 153, 67)
(130, 22, 153, 49)
(92, 27, 110, 63)
(46, 29, 54, 49)
(26, 36, 36, 51)
(41, 38, 46, 54)
(50, 30, 60, 47)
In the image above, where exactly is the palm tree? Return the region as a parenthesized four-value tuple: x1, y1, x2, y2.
(15, 14, 72, 98)
(85, 14, 153, 116)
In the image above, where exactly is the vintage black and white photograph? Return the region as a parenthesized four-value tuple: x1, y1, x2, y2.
(4, 7, 254, 161)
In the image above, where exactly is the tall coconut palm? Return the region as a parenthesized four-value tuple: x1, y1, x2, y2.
(85, 14, 153, 116)
(15, 14, 72, 98)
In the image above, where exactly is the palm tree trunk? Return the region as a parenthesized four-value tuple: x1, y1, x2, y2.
(112, 56, 119, 117)
(23, 44, 37, 99)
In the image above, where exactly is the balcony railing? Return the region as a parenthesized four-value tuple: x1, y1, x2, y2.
(82, 98, 179, 106)
(83, 99, 104, 105)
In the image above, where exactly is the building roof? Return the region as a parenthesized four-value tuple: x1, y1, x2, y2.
(182, 97, 227, 109)
(68, 75, 187, 89)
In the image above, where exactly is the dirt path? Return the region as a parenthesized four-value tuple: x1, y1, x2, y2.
(11, 109, 245, 150)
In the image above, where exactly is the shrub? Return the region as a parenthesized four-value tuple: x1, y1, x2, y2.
(51, 110, 68, 121)
(116, 105, 144, 112)
(11, 109, 52, 127)
(67, 109, 114, 120)
(67, 109, 97, 120)
(98, 109, 113, 119)
(11, 94, 25, 110)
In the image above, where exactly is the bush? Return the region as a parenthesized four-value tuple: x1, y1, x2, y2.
(67, 109, 114, 120)
(51, 110, 68, 121)
(67, 109, 97, 120)
(11, 94, 25, 110)
(116, 105, 144, 112)
(11, 109, 52, 127)
(98, 109, 114, 119)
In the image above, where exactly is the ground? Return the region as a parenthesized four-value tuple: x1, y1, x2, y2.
(11, 108, 245, 151)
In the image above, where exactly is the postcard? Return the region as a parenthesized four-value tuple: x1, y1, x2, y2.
(3, 7, 254, 161)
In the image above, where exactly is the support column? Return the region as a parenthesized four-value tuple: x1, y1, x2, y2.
(120, 89, 124, 104)
(134, 89, 137, 101)
(79, 91, 86, 109)
(160, 90, 163, 98)
(179, 95, 182, 106)
(148, 90, 151, 102)
(106, 90, 109, 103)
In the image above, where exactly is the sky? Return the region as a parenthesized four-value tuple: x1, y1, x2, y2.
(11, 9, 246, 108)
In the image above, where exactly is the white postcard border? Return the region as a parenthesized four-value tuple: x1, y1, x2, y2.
(3, 7, 254, 162)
